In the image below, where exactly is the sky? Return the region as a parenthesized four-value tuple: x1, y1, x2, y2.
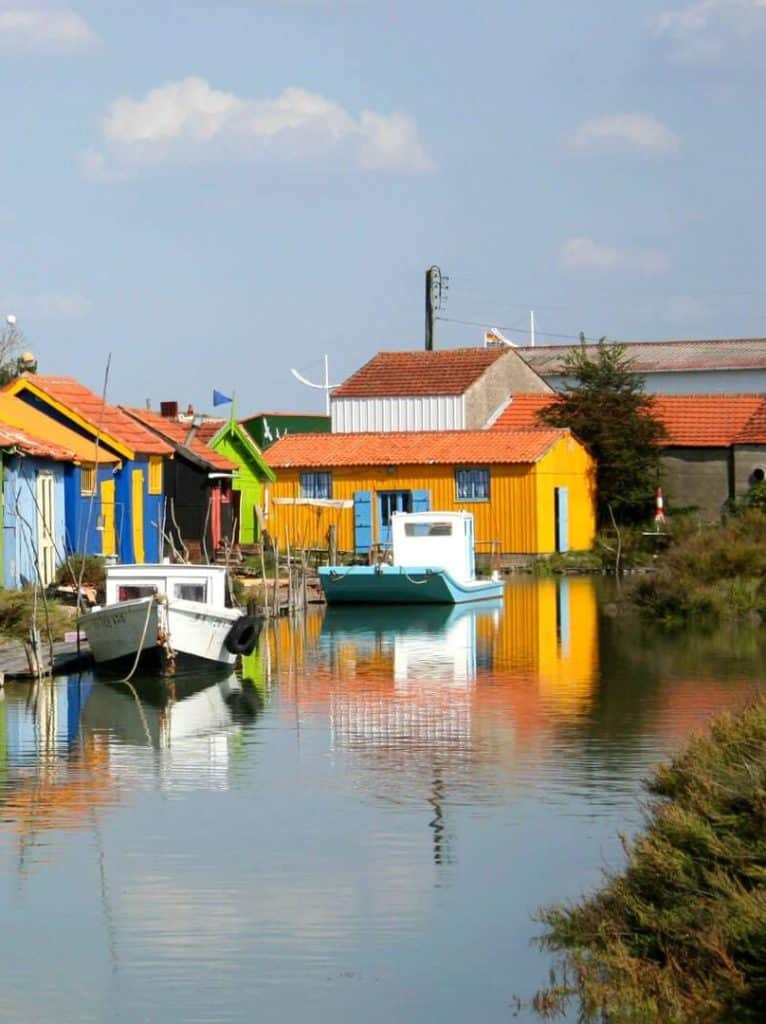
(1, 0, 766, 417)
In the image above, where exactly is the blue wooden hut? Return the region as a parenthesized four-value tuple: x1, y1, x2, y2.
(5, 376, 173, 564)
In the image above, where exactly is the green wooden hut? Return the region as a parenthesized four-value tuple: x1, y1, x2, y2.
(197, 419, 275, 545)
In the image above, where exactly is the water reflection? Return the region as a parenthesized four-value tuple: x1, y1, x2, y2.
(0, 671, 263, 865)
(0, 579, 762, 1024)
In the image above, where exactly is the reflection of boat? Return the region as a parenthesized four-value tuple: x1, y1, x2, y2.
(80, 563, 260, 669)
(322, 600, 503, 637)
(81, 672, 261, 748)
(319, 511, 505, 604)
(321, 600, 503, 685)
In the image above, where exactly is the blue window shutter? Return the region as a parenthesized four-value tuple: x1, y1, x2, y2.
(555, 487, 569, 553)
(412, 489, 431, 513)
(354, 490, 372, 554)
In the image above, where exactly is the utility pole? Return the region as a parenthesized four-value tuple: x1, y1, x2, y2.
(530, 310, 536, 348)
(425, 265, 447, 351)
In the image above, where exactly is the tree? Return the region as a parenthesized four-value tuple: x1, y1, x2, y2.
(538, 340, 666, 525)
(0, 317, 26, 386)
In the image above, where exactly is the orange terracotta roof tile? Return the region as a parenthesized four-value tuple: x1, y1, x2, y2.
(121, 407, 236, 471)
(491, 393, 557, 429)
(331, 348, 508, 398)
(193, 420, 226, 445)
(0, 393, 119, 464)
(7, 376, 172, 457)
(265, 429, 569, 468)
(734, 398, 766, 444)
(650, 395, 765, 447)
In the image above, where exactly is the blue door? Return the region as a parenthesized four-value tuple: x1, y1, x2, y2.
(555, 486, 569, 553)
(354, 491, 372, 555)
(377, 490, 412, 549)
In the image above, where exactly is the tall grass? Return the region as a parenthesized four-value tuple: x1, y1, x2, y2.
(533, 700, 766, 1022)
(631, 509, 766, 625)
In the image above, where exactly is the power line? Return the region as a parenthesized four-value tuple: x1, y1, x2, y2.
(435, 315, 607, 344)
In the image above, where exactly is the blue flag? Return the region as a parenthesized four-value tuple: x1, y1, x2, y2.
(213, 389, 232, 407)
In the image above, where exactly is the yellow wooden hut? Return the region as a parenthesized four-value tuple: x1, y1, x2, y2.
(264, 428, 595, 557)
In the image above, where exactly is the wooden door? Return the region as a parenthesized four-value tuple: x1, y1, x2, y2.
(377, 490, 412, 549)
(131, 469, 145, 564)
(100, 478, 116, 556)
(36, 471, 56, 586)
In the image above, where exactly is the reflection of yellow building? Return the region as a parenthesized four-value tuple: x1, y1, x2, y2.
(486, 578, 598, 715)
(263, 578, 599, 724)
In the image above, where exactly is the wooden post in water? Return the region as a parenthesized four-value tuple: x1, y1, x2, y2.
(286, 531, 293, 615)
(328, 523, 337, 566)
(259, 541, 269, 618)
(272, 541, 280, 617)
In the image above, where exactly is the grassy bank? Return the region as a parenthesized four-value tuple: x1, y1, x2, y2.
(631, 509, 766, 625)
(0, 589, 74, 645)
(533, 700, 766, 1022)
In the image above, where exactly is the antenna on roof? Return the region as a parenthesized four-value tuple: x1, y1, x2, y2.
(290, 355, 340, 416)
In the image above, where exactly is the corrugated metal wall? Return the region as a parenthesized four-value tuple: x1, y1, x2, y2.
(331, 396, 464, 433)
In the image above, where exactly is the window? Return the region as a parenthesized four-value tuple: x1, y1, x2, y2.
(148, 455, 163, 495)
(456, 467, 490, 501)
(404, 521, 453, 537)
(118, 585, 157, 601)
(80, 464, 96, 496)
(173, 582, 207, 603)
(300, 471, 332, 499)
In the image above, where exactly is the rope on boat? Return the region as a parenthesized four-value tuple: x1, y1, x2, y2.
(117, 595, 157, 684)
(402, 569, 442, 586)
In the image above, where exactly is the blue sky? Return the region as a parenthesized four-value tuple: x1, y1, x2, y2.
(1, 0, 765, 415)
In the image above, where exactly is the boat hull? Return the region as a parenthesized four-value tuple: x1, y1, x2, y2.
(80, 598, 245, 667)
(80, 598, 160, 664)
(318, 565, 505, 605)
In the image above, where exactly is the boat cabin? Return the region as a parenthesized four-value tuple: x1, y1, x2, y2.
(391, 511, 476, 583)
(104, 563, 231, 608)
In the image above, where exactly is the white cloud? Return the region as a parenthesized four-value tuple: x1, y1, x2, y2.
(566, 113, 680, 155)
(1, 291, 92, 320)
(0, 6, 98, 54)
(654, 0, 766, 62)
(82, 77, 433, 180)
(560, 238, 670, 275)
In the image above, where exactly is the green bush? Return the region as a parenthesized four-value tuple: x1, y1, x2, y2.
(630, 509, 766, 624)
(55, 555, 106, 591)
(533, 700, 766, 1023)
(0, 589, 73, 642)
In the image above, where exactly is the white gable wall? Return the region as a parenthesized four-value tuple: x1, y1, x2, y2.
(331, 395, 465, 433)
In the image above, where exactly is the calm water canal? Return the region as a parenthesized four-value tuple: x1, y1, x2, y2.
(1, 578, 764, 1023)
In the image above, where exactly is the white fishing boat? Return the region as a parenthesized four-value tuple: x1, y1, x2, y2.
(80, 563, 260, 670)
(319, 510, 505, 605)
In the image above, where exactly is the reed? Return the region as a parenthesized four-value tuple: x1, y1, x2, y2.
(533, 699, 766, 1022)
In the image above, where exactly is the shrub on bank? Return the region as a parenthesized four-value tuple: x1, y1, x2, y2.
(0, 589, 73, 643)
(631, 509, 766, 624)
(55, 554, 106, 591)
(533, 700, 766, 1023)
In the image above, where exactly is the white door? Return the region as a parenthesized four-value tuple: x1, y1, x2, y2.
(36, 471, 56, 587)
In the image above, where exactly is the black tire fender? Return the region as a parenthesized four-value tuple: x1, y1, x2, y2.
(224, 614, 261, 656)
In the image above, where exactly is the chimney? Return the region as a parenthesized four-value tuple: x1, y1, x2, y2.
(160, 401, 179, 419)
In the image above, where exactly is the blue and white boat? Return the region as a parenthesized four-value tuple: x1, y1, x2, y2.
(319, 510, 505, 605)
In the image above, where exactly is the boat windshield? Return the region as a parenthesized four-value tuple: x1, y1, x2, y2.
(118, 585, 157, 601)
(404, 522, 453, 537)
(173, 582, 208, 603)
